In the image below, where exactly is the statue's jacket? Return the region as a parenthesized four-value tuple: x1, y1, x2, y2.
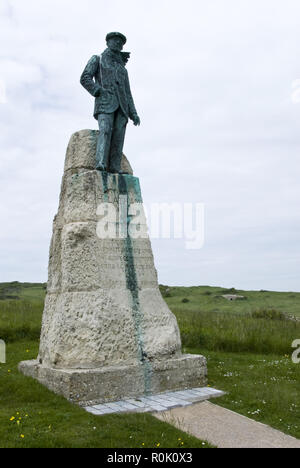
(80, 49, 137, 121)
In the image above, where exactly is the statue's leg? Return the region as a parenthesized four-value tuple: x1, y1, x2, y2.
(108, 109, 128, 173)
(96, 113, 114, 170)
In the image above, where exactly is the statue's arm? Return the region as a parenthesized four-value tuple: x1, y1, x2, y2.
(125, 71, 139, 122)
(80, 55, 101, 97)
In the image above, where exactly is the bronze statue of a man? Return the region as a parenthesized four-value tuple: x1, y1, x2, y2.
(80, 32, 140, 174)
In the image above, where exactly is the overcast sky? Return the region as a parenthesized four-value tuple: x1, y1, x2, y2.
(0, 0, 300, 291)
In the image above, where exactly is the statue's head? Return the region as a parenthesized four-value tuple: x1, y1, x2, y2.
(106, 32, 127, 52)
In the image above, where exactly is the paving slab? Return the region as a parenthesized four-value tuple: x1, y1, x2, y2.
(84, 387, 225, 416)
(125, 399, 148, 408)
(154, 401, 300, 449)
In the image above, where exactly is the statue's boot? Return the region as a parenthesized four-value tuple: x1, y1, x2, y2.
(96, 163, 107, 171)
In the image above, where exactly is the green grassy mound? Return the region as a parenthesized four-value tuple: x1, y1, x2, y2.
(0, 282, 299, 447)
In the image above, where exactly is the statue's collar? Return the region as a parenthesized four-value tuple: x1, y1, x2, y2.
(103, 48, 130, 66)
(104, 48, 124, 64)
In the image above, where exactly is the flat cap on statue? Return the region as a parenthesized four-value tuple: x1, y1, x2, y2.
(106, 32, 127, 45)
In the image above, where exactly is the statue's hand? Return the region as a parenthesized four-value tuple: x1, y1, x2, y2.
(133, 115, 141, 126)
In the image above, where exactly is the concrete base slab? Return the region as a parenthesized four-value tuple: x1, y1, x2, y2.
(154, 401, 300, 449)
(19, 353, 207, 406)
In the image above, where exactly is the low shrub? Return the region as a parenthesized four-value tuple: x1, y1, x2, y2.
(251, 308, 287, 321)
(220, 288, 237, 294)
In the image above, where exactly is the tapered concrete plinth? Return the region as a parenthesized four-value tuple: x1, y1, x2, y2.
(19, 130, 207, 404)
(19, 354, 207, 406)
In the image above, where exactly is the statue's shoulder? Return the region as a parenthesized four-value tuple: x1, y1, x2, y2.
(85, 54, 100, 65)
(84, 54, 100, 72)
(90, 54, 100, 62)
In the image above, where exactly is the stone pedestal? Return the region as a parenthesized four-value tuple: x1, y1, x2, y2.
(19, 130, 207, 405)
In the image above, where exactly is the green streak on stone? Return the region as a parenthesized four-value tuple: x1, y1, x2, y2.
(100, 171, 109, 200)
(123, 175, 143, 203)
(118, 174, 152, 395)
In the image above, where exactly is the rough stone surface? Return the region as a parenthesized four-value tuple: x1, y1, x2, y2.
(19, 354, 207, 406)
(64, 129, 133, 174)
(19, 130, 207, 403)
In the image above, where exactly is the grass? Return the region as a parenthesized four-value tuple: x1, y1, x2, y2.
(0, 283, 45, 342)
(0, 282, 299, 447)
(160, 285, 300, 318)
(174, 309, 299, 355)
(0, 300, 43, 342)
(160, 285, 300, 355)
(0, 341, 212, 448)
(188, 348, 300, 439)
(0, 282, 46, 302)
